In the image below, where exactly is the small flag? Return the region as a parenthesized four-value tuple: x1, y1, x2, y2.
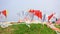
(48, 13, 55, 21)
(29, 9, 42, 20)
(34, 10, 42, 20)
(2, 10, 8, 17)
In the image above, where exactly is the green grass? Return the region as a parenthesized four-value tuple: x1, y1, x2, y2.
(55, 24, 60, 29)
(0, 23, 57, 34)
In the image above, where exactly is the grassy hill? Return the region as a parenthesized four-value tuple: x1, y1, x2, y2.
(0, 23, 57, 34)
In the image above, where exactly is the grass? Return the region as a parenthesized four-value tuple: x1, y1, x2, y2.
(55, 24, 60, 29)
(0, 23, 57, 34)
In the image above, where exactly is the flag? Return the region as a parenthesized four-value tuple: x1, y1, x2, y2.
(2, 10, 8, 17)
(29, 9, 42, 20)
(34, 10, 42, 20)
(48, 13, 55, 21)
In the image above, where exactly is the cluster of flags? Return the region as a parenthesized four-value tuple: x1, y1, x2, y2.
(0, 9, 60, 28)
(29, 9, 55, 22)
(0, 9, 60, 24)
(0, 9, 56, 22)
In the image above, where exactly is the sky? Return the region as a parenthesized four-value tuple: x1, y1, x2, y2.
(0, 0, 60, 22)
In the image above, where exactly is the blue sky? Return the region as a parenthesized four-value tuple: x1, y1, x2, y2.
(0, 0, 60, 22)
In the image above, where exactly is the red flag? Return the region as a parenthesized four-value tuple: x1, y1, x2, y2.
(34, 10, 42, 19)
(48, 13, 55, 21)
(2, 10, 7, 17)
(29, 9, 42, 20)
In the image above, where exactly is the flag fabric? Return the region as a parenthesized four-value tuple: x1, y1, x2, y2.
(2, 10, 7, 17)
(29, 9, 42, 20)
(34, 10, 42, 20)
(48, 13, 55, 21)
